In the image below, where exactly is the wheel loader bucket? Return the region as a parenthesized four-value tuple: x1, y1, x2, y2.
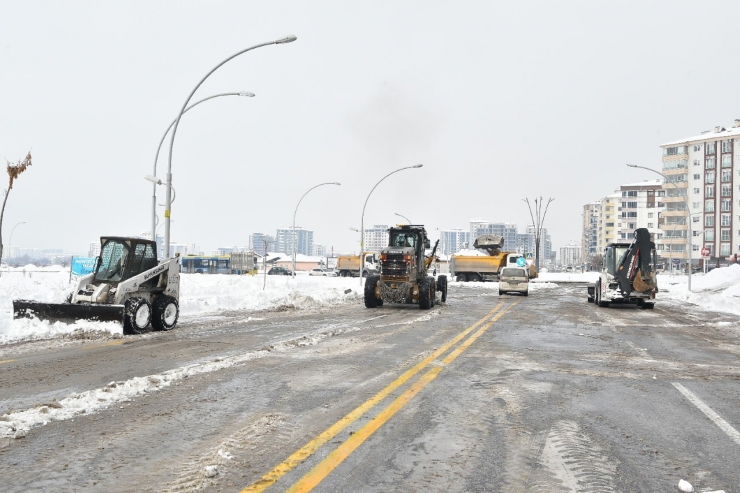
(13, 300, 126, 325)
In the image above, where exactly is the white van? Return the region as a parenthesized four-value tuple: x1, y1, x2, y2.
(499, 266, 529, 296)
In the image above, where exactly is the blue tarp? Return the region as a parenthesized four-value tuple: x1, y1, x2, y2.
(71, 257, 97, 276)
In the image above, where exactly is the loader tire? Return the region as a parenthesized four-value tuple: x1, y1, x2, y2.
(364, 275, 381, 308)
(596, 282, 609, 308)
(437, 275, 448, 302)
(124, 297, 152, 334)
(151, 295, 179, 331)
(419, 277, 433, 310)
(429, 277, 436, 307)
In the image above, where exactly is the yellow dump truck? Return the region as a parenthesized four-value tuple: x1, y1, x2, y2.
(450, 234, 536, 282)
(336, 252, 379, 277)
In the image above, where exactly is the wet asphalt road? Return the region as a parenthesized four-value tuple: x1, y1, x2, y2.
(1, 282, 739, 492)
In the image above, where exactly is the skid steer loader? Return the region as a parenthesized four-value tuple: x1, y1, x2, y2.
(13, 237, 180, 334)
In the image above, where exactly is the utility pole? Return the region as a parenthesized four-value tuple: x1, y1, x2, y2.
(523, 196, 554, 272)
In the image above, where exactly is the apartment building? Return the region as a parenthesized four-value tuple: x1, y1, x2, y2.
(660, 121, 740, 264)
(363, 225, 389, 252)
(249, 233, 275, 256)
(559, 242, 581, 267)
(469, 220, 519, 251)
(581, 202, 601, 263)
(275, 227, 313, 256)
(439, 229, 470, 255)
(616, 180, 664, 242)
(597, 193, 620, 253)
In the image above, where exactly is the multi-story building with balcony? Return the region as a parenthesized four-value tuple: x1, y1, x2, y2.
(559, 242, 581, 267)
(275, 227, 313, 256)
(660, 121, 740, 265)
(616, 180, 664, 242)
(581, 202, 601, 263)
(597, 193, 620, 253)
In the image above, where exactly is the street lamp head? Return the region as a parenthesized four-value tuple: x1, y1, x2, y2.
(144, 175, 163, 185)
(626, 163, 638, 168)
(238, 92, 256, 97)
(332, 182, 341, 186)
(275, 35, 297, 44)
(413, 164, 423, 168)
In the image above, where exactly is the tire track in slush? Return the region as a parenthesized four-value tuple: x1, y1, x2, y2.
(529, 420, 617, 493)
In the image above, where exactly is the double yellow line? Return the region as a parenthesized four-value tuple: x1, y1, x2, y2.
(243, 300, 518, 493)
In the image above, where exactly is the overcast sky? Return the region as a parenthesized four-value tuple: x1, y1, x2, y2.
(2, 1, 740, 255)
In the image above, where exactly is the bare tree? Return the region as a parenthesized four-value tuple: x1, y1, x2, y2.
(523, 196, 554, 272)
(0, 152, 33, 265)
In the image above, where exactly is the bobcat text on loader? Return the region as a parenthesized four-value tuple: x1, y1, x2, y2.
(364, 225, 447, 309)
(587, 228, 658, 308)
(14, 237, 180, 334)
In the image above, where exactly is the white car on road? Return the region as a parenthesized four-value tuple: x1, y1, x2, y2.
(309, 268, 337, 277)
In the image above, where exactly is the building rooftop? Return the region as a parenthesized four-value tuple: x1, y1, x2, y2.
(619, 179, 662, 188)
(661, 124, 740, 147)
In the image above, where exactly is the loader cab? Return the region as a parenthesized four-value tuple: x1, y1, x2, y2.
(94, 237, 159, 285)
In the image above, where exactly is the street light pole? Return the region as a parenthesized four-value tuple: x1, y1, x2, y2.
(360, 164, 423, 286)
(149, 91, 254, 241)
(292, 182, 341, 276)
(7, 221, 26, 268)
(164, 34, 297, 259)
(627, 163, 692, 292)
(394, 212, 411, 224)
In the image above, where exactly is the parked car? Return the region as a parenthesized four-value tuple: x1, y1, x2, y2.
(309, 268, 337, 277)
(267, 267, 292, 276)
(498, 266, 529, 296)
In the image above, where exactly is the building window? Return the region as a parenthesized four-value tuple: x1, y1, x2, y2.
(705, 186, 715, 198)
(627, 212, 637, 218)
(694, 145, 702, 152)
(705, 230, 715, 241)
(721, 229, 731, 241)
(722, 155, 732, 167)
(693, 174, 701, 180)
(628, 223, 636, 229)
(657, 190, 666, 197)
(705, 200, 715, 212)
(648, 222, 654, 228)
(648, 212, 654, 218)
(722, 184, 732, 196)
(627, 201, 637, 208)
(693, 216, 700, 223)
(706, 171, 715, 183)
(707, 142, 716, 155)
(627, 191, 637, 197)
(648, 190, 655, 195)
(722, 140, 733, 153)
(721, 214, 731, 226)
(693, 202, 701, 209)
(722, 199, 732, 212)
(721, 243, 731, 256)
(693, 188, 700, 194)
(694, 159, 701, 166)
(721, 170, 732, 182)
(606, 222, 614, 227)
(693, 244, 700, 251)
(706, 157, 716, 169)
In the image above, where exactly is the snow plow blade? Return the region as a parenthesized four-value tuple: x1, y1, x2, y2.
(13, 300, 125, 325)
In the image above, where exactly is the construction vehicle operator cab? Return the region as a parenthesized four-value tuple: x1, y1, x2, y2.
(94, 237, 159, 286)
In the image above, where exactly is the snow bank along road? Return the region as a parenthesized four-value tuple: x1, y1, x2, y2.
(1, 283, 739, 492)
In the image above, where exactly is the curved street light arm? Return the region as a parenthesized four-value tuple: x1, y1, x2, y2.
(360, 164, 423, 285)
(150, 92, 253, 240)
(292, 182, 340, 276)
(626, 163, 692, 292)
(163, 35, 296, 258)
(394, 212, 411, 224)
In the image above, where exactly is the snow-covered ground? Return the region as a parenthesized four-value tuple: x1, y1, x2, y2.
(0, 267, 361, 344)
(2, 265, 739, 345)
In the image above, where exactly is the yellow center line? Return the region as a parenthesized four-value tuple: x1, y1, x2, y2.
(241, 302, 507, 493)
(286, 300, 520, 493)
(81, 340, 125, 350)
(0, 359, 16, 365)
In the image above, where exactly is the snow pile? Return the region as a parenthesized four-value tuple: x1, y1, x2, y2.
(535, 272, 600, 283)
(0, 269, 362, 344)
(658, 264, 740, 316)
(448, 280, 558, 292)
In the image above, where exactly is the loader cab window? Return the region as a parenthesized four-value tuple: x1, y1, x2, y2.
(391, 232, 416, 248)
(95, 240, 129, 282)
(607, 246, 629, 275)
(127, 243, 158, 279)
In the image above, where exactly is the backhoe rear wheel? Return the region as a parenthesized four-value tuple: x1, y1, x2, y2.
(152, 295, 179, 331)
(124, 297, 152, 334)
(364, 275, 381, 308)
